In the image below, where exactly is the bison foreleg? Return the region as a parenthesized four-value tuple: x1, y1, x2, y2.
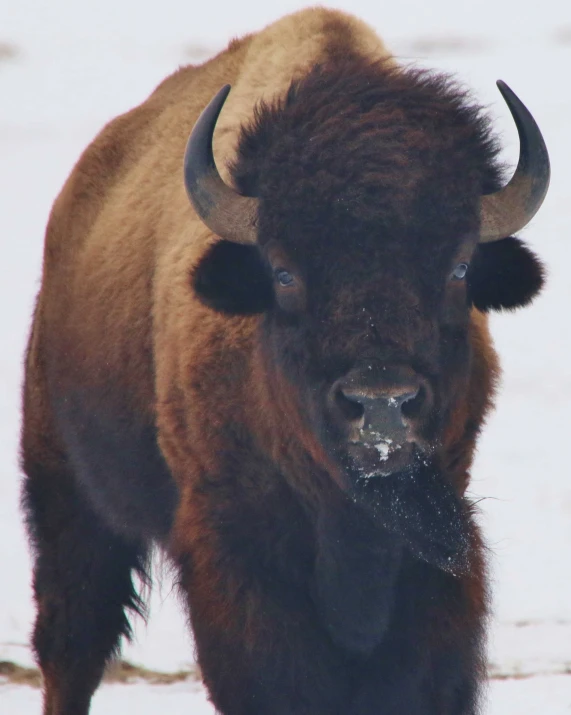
(22, 458, 148, 715)
(176, 550, 353, 714)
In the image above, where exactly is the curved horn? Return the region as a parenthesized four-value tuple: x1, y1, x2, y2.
(479, 80, 550, 243)
(184, 85, 259, 244)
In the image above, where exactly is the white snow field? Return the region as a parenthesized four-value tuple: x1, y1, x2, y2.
(1, 0, 571, 712)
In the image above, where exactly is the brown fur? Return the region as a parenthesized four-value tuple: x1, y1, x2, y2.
(21, 8, 544, 715)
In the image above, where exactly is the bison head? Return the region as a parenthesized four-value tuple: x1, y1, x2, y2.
(184, 62, 549, 572)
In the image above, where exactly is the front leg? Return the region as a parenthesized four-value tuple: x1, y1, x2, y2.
(179, 561, 354, 715)
(312, 494, 403, 654)
(173, 497, 355, 715)
(349, 623, 482, 715)
(349, 553, 486, 715)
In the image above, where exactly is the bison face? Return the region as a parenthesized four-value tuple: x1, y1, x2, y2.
(260, 231, 542, 469)
(193, 231, 543, 460)
(187, 66, 548, 571)
(192, 228, 543, 572)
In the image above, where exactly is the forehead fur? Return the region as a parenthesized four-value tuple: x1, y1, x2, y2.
(231, 57, 504, 261)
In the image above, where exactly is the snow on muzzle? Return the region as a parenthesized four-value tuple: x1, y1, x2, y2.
(332, 364, 429, 478)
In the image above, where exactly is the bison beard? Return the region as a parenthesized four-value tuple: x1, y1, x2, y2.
(20, 7, 549, 715)
(349, 459, 471, 575)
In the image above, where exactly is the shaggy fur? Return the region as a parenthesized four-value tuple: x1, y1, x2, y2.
(21, 7, 545, 715)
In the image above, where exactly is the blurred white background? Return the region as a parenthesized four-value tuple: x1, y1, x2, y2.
(1, 1, 570, 711)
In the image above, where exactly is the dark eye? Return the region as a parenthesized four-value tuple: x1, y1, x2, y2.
(275, 268, 295, 287)
(452, 263, 469, 281)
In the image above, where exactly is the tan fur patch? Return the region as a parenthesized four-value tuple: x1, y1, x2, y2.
(212, 8, 393, 182)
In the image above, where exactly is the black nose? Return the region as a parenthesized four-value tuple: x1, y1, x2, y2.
(331, 365, 427, 444)
(339, 386, 420, 437)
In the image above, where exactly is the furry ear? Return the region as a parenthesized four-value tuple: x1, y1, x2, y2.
(191, 240, 273, 314)
(467, 237, 545, 312)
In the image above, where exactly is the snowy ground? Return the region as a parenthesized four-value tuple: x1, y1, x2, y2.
(1, 0, 571, 712)
(4, 675, 571, 715)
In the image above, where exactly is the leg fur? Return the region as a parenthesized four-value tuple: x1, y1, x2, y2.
(22, 456, 148, 715)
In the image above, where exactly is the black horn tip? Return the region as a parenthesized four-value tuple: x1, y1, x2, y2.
(495, 80, 536, 140)
(495, 79, 511, 97)
(183, 85, 259, 244)
(495, 79, 527, 132)
(184, 84, 232, 188)
(206, 84, 232, 118)
(494, 79, 550, 179)
(479, 79, 550, 242)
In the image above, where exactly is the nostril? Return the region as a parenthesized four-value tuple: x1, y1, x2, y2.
(400, 385, 425, 420)
(335, 388, 365, 422)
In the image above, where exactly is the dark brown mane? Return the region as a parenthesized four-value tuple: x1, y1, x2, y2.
(233, 58, 504, 244)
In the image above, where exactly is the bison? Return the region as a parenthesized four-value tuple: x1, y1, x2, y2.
(21, 7, 549, 715)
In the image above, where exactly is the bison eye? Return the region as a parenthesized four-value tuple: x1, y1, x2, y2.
(452, 263, 469, 281)
(275, 268, 295, 287)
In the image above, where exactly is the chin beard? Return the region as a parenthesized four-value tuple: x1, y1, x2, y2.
(347, 455, 472, 575)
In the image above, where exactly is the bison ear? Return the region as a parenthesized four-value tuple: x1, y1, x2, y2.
(191, 240, 273, 314)
(467, 237, 545, 312)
